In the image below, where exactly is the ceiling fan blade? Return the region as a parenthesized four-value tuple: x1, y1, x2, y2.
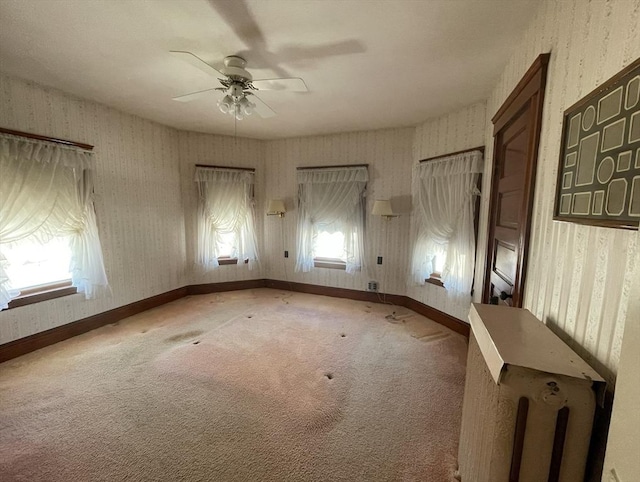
(170, 50, 224, 78)
(172, 87, 221, 102)
(248, 93, 276, 118)
(251, 77, 308, 92)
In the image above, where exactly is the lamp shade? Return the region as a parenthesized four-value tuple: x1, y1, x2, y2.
(267, 199, 286, 214)
(372, 199, 394, 217)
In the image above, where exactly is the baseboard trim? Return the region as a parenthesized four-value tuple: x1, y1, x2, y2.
(402, 297, 470, 337)
(264, 279, 406, 305)
(0, 279, 469, 363)
(187, 279, 267, 295)
(0, 287, 188, 364)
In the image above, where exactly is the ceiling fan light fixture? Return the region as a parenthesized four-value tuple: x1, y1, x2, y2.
(172, 51, 303, 121)
(239, 96, 254, 116)
(218, 94, 233, 114)
(234, 103, 244, 121)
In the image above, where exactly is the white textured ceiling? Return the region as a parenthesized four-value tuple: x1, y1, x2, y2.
(0, 0, 539, 139)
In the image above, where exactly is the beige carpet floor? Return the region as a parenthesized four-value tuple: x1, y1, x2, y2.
(0, 288, 468, 481)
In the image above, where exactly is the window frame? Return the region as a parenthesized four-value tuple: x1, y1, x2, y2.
(313, 256, 347, 270)
(424, 172, 483, 291)
(297, 164, 368, 273)
(217, 257, 249, 266)
(194, 164, 258, 269)
(0, 127, 101, 311)
(7, 280, 77, 309)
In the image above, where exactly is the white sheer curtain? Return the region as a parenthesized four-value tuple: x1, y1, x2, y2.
(296, 166, 368, 273)
(0, 133, 109, 309)
(410, 150, 483, 300)
(195, 167, 259, 269)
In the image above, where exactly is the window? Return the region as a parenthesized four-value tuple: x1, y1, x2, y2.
(410, 150, 483, 299)
(0, 131, 109, 310)
(295, 165, 368, 273)
(312, 231, 348, 269)
(194, 166, 259, 269)
(3, 237, 73, 290)
(425, 253, 446, 286)
(314, 231, 346, 259)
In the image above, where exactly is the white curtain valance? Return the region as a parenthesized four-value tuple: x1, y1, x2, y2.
(194, 167, 259, 270)
(0, 134, 108, 309)
(295, 166, 368, 273)
(194, 167, 255, 185)
(297, 166, 369, 184)
(410, 150, 483, 300)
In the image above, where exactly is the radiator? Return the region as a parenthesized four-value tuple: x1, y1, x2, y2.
(456, 304, 605, 482)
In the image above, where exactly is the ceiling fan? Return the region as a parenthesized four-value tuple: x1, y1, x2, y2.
(171, 51, 308, 120)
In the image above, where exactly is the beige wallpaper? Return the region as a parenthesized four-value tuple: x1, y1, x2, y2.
(177, 131, 265, 285)
(0, 73, 186, 344)
(474, 0, 640, 384)
(263, 128, 415, 297)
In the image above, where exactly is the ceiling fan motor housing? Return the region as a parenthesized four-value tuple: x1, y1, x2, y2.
(221, 56, 253, 81)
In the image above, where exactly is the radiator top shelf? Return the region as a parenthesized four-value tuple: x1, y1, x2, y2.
(468, 303, 605, 386)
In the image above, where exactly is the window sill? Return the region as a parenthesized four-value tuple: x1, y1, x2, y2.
(218, 258, 249, 266)
(425, 276, 445, 288)
(314, 257, 346, 270)
(7, 281, 78, 309)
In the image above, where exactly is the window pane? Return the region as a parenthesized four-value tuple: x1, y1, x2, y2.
(433, 254, 445, 274)
(314, 231, 346, 260)
(3, 237, 72, 290)
(217, 232, 237, 258)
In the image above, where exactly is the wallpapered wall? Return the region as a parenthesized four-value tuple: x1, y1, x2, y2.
(0, 73, 185, 344)
(0, 71, 484, 345)
(407, 103, 486, 321)
(263, 128, 415, 297)
(474, 0, 640, 385)
(178, 131, 265, 285)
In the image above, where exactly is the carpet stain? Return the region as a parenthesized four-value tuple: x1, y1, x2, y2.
(164, 330, 205, 343)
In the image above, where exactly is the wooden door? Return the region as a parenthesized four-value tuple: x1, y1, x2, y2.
(483, 54, 549, 307)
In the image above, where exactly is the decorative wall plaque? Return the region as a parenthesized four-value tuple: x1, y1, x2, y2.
(554, 57, 640, 229)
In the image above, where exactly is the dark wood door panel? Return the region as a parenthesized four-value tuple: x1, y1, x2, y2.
(483, 54, 550, 307)
(501, 118, 530, 179)
(494, 241, 517, 283)
(498, 174, 526, 193)
(494, 226, 518, 246)
(497, 190, 523, 229)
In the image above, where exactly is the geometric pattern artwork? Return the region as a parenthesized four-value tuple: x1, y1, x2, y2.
(555, 57, 640, 229)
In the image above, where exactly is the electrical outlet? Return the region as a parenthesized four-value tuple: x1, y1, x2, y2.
(284, 250, 288, 258)
(377, 256, 383, 265)
(367, 281, 378, 292)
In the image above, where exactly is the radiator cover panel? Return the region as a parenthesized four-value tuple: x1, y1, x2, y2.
(457, 305, 605, 482)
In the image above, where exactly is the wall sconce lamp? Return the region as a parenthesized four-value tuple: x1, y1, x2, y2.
(267, 199, 286, 218)
(372, 199, 398, 220)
